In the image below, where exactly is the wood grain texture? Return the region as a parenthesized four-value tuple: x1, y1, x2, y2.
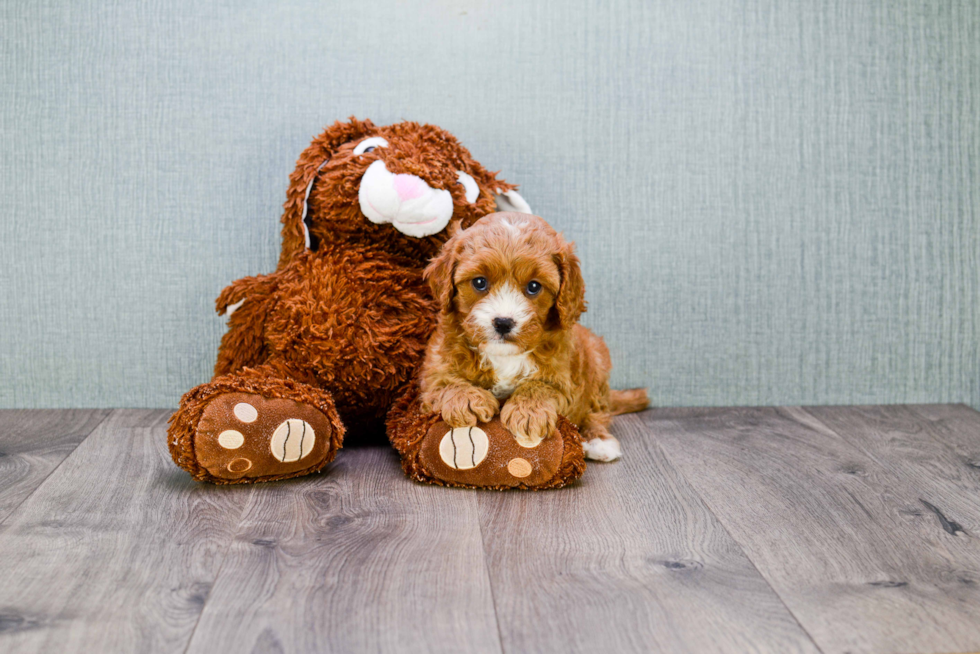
(803, 404, 980, 540)
(645, 405, 980, 654)
(0, 410, 251, 653)
(478, 414, 820, 654)
(0, 409, 109, 524)
(185, 447, 502, 654)
(906, 404, 980, 471)
(3, 406, 978, 653)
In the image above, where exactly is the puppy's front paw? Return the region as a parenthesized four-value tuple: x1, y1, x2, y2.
(439, 385, 500, 428)
(501, 398, 558, 449)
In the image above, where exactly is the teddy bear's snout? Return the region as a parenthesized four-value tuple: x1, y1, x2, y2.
(392, 174, 427, 201)
(358, 160, 454, 238)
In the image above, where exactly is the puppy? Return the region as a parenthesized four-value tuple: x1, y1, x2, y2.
(419, 212, 648, 461)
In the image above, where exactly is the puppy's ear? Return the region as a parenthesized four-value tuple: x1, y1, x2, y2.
(551, 240, 586, 328)
(424, 228, 464, 314)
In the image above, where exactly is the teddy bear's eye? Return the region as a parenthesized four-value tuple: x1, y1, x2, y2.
(456, 171, 479, 204)
(353, 137, 389, 156)
(472, 277, 489, 292)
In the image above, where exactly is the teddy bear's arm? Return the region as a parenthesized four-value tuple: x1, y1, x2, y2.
(213, 274, 278, 377)
(215, 274, 274, 315)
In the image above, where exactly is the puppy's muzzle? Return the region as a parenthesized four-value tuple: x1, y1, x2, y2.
(492, 317, 516, 336)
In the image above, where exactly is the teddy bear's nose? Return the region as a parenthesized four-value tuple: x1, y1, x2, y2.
(393, 174, 426, 201)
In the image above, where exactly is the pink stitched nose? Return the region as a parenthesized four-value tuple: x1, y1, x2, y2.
(393, 174, 426, 201)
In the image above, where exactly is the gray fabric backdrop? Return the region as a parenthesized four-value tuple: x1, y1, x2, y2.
(1, 0, 977, 409)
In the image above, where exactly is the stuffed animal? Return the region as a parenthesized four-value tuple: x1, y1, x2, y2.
(168, 118, 585, 488)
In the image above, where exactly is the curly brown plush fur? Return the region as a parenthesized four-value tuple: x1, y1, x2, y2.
(167, 118, 532, 484)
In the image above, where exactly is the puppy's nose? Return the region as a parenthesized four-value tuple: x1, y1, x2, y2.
(492, 317, 516, 336)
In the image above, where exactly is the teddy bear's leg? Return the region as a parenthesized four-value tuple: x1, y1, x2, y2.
(387, 383, 586, 490)
(168, 365, 345, 484)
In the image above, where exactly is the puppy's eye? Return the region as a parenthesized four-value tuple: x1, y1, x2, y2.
(526, 280, 542, 296)
(353, 137, 389, 156)
(472, 277, 489, 292)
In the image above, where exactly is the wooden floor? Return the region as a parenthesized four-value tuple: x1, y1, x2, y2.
(0, 406, 979, 653)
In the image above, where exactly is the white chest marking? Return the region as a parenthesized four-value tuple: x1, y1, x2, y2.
(482, 347, 537, 399)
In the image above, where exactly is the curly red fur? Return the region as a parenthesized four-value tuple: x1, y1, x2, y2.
(213, 120, 511, 421)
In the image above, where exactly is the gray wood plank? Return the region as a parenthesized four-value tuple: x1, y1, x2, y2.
(645, 405, 980, 654)
(0, 409, 251, 653)
(803, 404, 980, 540)
(185, 447, 502, 654)
(478, 414, 821, 654)
(0, 409, 110, 524)
(906, 403, 980, 472)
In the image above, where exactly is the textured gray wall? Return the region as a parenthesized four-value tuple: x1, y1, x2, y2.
(1, 0, 978, 409)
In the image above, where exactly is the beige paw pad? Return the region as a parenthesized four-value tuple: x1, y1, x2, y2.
(507, 457, 532, 478)
(439, 426, 489, 470)
(217, 429, 245, 449)
(233, 402, 258, 423)
(514, 432, 545, 449)
(227, 458, 252, 473)
(270, 419, 315, 462)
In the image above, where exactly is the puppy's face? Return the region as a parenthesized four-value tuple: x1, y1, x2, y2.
(455, 245, 561, 355)
(425, 213, 586, 356)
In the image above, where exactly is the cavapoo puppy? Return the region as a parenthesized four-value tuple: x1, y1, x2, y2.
(419, 212, 648, 461)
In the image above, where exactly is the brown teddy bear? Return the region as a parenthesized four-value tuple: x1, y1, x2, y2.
(168, 118, 585, 489)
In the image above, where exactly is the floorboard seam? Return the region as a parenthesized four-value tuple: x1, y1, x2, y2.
(475, 498, 508, 654)
(180, 484, 256, 654)
(0, 408, 114, 529)
(638, 412, 828, 654)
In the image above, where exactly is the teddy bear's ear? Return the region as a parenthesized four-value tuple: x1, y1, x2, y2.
(493, 188, 532, 214)
(277, 117, 378, 269)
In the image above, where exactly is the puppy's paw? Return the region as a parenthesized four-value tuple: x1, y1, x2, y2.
(501, 398, 558, 449)
(439, 385, 500, 428)
(583, 436, 622, 462)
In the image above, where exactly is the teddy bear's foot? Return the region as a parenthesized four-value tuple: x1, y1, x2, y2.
(387, 384, 586, 490)
(419, 419, 570, 488)
(169, 371, 345, 484)
(191, 393, 338, 482)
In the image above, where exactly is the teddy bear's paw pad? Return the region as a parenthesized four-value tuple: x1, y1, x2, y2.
(439, 427, 489, 470)
(270, 419, 316, 462)
(194, 393, 337, 481)
(507, 457, 533, 478)
(419, 418, 565, 488)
